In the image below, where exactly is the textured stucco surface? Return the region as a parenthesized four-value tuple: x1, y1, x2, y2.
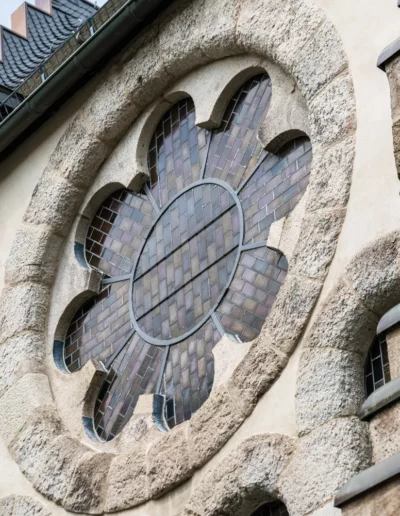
(0, 0, 399, 514)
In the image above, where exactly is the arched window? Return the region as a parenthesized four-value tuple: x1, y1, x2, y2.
(364, 332, 390, 397)
(251, 500, 289, 516)
(62, 74, 313, 441)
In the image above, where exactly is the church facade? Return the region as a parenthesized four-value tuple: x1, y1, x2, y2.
(0, 0, 400, 514)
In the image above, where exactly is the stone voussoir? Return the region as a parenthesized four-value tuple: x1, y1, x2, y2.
(0, 373, 53, 446)
(290, 208, 346, 280)
(0, 283, 49, 345)
(292, 19, 348, 101)
(63, 450, 115, 514)
(344, 231, 400, 315)
(261, 273, 323, 356)
(105, 446, 148, 512)
(309, 72, 356, 146)
(306, 277, 379, 356)
(50, 117, 110, 188)
(0, 332, 46, 399)
(277, 417, 371, 516)
(305, 136, 355, 212)
(189, 385, 245, 469)
(296, 347, 365, 435)
(0, 495, 51, 516)
(148, 422, 193, 498)
(4, 224, 64, 286)
(23, 167, 84, 237)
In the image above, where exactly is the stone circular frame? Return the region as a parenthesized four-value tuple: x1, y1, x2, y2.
(0, 0, 357, 513)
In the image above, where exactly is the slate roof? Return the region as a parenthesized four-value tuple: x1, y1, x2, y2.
(0, 0, 97, 91)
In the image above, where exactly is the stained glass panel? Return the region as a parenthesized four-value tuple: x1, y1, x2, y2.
(62, 77, 313, 441)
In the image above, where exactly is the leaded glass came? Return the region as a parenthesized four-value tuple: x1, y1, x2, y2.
(62, 74, 313, 440)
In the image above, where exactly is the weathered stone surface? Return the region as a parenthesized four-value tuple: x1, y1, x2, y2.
(237, 0, 324, 73)
(23, 167, 83, 236)
(199, 0, 241, 59)
(309, 73, 356, 145)
(307, 278, 379, 356)
(63, 451, 114, 514)
(344, 233, 400, 315)
(278, 417, 371, 516)
(105, 447, 148, 512)
(0, 374, 53, 445)
(148, 423, 193, 497)
(386, 56, 400, 123)
(227, 337, 288, 415)
(296, 348, 365, 435)
(293, 20, 347, 101)
(5, 225, 63, 285)
(189, 386, 244, 468)
(0, 283, 49, 345)
(309, 501, 341, 516)
(261, 274, 322, 355)
(185, 434, 294, 516)
(290, 209, 346, 279)
(369, 403, 400, 463)
(50, 117, 109, 186)
(0, 332, 46, 398)
(10, 406, 89, 503)
(341, 474, 400, 516)
(159, 0, 209, 80)
(0, 495, 51, 516)
(212, 335, 250, 390)
(19, 434, 89, 504)
(306, 137, 355, 212)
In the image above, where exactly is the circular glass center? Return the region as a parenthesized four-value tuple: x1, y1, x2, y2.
(130, 180, 243, 345)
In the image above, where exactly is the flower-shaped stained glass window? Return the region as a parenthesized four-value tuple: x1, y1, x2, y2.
(62, 74, 313, 441)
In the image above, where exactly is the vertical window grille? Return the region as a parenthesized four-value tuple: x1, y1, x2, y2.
(365, 332, 390, 397)
(251, 501, 289, 516)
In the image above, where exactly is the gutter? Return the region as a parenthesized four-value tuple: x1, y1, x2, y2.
(0, 0, 166, 156)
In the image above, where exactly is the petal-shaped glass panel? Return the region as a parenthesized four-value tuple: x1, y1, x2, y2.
(148, 98, 209, 208)
(85, 189, 156, 276)
(205, 73, 271, 189)
(239, 137, 312, 244)
(161, 319, 219, 429)
(216, 247, 288, 342)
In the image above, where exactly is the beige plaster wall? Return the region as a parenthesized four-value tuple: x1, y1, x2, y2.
(0, 1, 400, 514)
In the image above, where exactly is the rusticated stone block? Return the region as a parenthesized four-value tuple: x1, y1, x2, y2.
(344, 233, 400, 315)
(0, 283, 49, 345)
(148, 423, 193, 497)
(278, 417, 371, 516)
(309, 73, 356, 146)
(386, 55, 400, 123)
(50, 117, 109, 187)
(227, 337, 288, 416)
(5, 225, 64, 285)
(0, 332, 46, 398)
(19, 434, 89, 504)
(105, 447, 148, 512)
(0, 495, 51, 516)
(23, 167, 84, 237)
(186, 434, 294, 516)
(10, 405, 90, 503)
(369, 403, 400, 463)
(306, 137, 355, 212)
(158, 0, 209, 79)
(63, 451, 114, 514)
(307, 278, 379, 356)
(296, 348, 365, 435)
(198, 0, 241, 59)
(293, 20, 347, 101)
(189, 385, 244, 468)
(0, 374, 53, 445)
(261, 273, 322, 356)
(290, 209, 346, 280)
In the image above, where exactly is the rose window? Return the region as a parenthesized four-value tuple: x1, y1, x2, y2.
(62, 73, 313, 441)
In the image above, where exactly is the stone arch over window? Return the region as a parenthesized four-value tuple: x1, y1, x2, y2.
(60, 76, 313, 440)
(0, 0, 356, 512)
